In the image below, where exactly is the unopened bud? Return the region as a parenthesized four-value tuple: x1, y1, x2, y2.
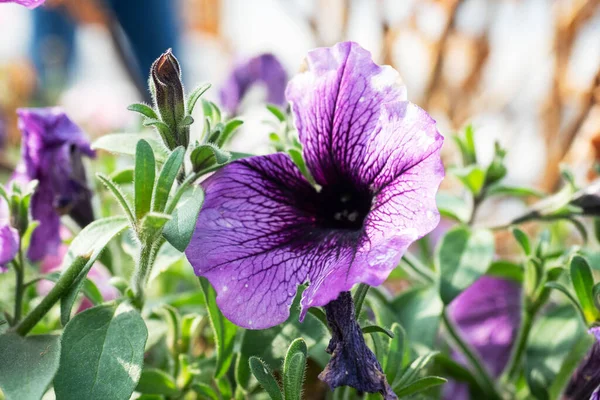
(151, 49, 188, 148)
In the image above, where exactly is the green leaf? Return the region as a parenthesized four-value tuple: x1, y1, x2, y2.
(216, 119, 244, 147)
(191, 383, 219, 400)
(570, 255, 598, 324)
(109, 167, 134, 184)
(187, 83, 211, 114)
(525, 305, 591, 400)
(249, 357, 283, 400)
(127, 103, 158, 120)
(134, 140, 156, 221)
(54, 303, 148, 400)
(266, 104, 286, 122)
(59, 217, 130, 325)
(139, 212, 171, 242)
(92, 133, 169, 163)
(235, 288, 328, 391)
(593, 282, 600, 312)
(97, 173, 135, 225)
(144, 119, 176, 149)
(395, 376, 447, 398)
(393, 351, 438, 391)
(512, 227, 531, 255)
(451, 165, 486, 195)
(180, 115, 194, 126)
(136, 368, 179, 396)
(163, 186, 204, 252)
(392, 286, 443, 349)
(190, 143, 231, 173)
(436, 193, 470, 223)
(544, 282, 587, 323)
(362, 325, 395, 339)
(384, 323, 410, 385)
(0, 333, 61, 400)
(486, 184, 544, 198)
(436, 227, 495, 304)
(152, 147, 184, 213)
(486, 260, 524, 282)
(283, 338, 307, 400)
(199, 277, 237, 379)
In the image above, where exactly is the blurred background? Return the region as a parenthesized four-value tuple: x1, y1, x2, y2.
(1, 0, 599, 227)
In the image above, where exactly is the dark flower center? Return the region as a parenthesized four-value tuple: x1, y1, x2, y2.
(316, 183, 372, 230)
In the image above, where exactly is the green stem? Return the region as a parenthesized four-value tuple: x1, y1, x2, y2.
(442, 310, 502, 400)
(353, 283, 370, 316)
(401, 252, 435, 283)
(12, 251, 24, 324)
(502, 307, 534, 381)
(14, 255, 90, 336)
(131, 238, 162, 309)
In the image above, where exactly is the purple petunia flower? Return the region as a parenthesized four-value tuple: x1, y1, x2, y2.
(0, 224, 19, 273)
(187, 41, 444, 330)
(563, 327, 600, 400)
(445, 276, 522, 400)
(0, 0, 44, 9)
(219, 53, 288, 115)
(187, 41, 443, 396)
(15, 108, 95, 261)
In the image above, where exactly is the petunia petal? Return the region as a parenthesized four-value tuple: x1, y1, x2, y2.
(286, 41, 407, 188)
(16, 108, 95, 261)
(0, 224, 19, 271)
(187, 154, 367, 329)
(220, 53, 288, 115)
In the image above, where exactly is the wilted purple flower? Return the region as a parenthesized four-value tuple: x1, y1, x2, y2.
(563, 327, 600, 400)
(16, 108, 95, 261)
(219, 53, 288, 114)
(187, 41, 444, 330)
(0, 224, 19, 272)
(320, 291, 395, 399)
(0, 0, 44, 9)
(445, 276, 522, 400)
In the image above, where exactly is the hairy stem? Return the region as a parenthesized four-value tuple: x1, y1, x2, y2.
(131, 238, 162, 309)
(15, 255, 90, 336)
(12, 249, 25, 324)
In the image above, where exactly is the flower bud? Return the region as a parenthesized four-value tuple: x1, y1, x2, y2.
(151, 49, 188, 148)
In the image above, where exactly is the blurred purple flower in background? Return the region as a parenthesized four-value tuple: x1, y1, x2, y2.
(445, 276, 522, 399)
(0, 224, 19, 273)
(0, 0, 44, 9)
(15, 108, 95, 261)
(187, 41, 443, 397)
(563, 326, 600, 400)
(219, 53, 288, 114)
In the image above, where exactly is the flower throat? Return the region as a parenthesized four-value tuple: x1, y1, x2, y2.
(316, 183, 372, 230)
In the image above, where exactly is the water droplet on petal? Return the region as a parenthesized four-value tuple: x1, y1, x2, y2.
(222, 285, 228, 292)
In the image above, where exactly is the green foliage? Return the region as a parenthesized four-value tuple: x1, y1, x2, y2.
(569, 255, 599, 324)
(249, 357, 284, 400)
(54, 303, 148, 400)
(59, 216, 130, 325)
(0, 333, 61, 400)
(199, 277, 238, 379)
(436, 226, 495, 304)
(162, 186, 204, 252)
(282, 338, 308, 400)
(152, 146, 185, 213)
(134, 140, 156, 221)
(524, 306, 591, 400)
